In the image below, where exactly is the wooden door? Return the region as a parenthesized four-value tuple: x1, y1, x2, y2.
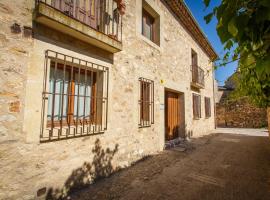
(165, 91, 180, 141)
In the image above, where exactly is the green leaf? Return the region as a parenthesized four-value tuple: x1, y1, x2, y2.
(256, 56, 270, 76)
(224, 40, 233, 50)
(228, 18, 238, 37)
(204, 13, 214, 24)
(217, 25, 231, 44)
(203, 0, 211, 7)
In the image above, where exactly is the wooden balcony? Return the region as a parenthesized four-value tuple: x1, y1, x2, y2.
(34, 0, 124, 53)
(191, 65, 205, 89)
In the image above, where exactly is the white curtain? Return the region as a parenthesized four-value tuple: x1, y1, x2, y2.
(73, 72, 92, 120)
(47, 66, 93, 122)
(47, 67, 69, 121)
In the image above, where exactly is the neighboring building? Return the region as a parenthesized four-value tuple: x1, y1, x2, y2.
(215, 75, 267, 128)
(215, 85, 234, 103)
(0, 0, 217, 199)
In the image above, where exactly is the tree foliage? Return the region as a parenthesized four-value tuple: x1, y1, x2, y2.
(204, 0, 270, 107)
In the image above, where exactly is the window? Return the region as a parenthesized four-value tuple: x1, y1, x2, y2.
(138, 78, 154, 127)
(191, 49, 198, 67)
(142, 9, 155, 42)
(205, 97, 211, 118)
(142, 1, 160, 45)
(41, 50, 109, 142)
(193, 94, 201, 119)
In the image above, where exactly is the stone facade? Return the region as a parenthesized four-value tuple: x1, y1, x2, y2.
(0, 0, 216, 199)
(216, 97, 267, 128)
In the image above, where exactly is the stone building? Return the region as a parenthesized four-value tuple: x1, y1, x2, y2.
(0, 0, 217, 199)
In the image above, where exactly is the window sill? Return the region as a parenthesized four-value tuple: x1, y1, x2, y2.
(139, 34, 161, 51)
(193, 117, 201, 120)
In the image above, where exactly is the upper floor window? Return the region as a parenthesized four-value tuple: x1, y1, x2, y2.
(142, 1, 160, 45)
(41, 50, 109, 142)
(205, 97, 211, 118)
(191, 50, 198, 67)
(138, 77, 154, 127)
(142, 9, 155, 42)
(193, 94, 201, 119)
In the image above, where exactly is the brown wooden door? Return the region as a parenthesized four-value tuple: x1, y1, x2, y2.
(165, 91, 180, 141)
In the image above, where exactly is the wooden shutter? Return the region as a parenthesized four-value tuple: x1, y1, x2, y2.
(205, 97, 211, 118)
(193, 94, 201, 119)
(141, 81, 150, 122)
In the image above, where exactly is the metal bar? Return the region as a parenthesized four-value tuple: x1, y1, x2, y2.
(82, 62, 87, 134)
(70, 57, 74, 136)
(59, 55, 67, 136)
(76, 60, 81, 135)
(105, 68, 109, 130)
(152, 80, 154, 124)
(95, 66, 99, 133)
(50, 54, 58, 138)
(89, 64, 94, 134)
(41, 50, 49, 139)
(112, 0, 114, 36)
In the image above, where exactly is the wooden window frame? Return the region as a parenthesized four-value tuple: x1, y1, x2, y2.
(192, 94, 201, 120)
(142, 8, 156, 43)
(205, 97, 211, 118)
(138, 77, 154, 128)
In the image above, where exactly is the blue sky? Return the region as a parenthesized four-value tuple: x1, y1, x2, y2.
(185, 0, 237, 86)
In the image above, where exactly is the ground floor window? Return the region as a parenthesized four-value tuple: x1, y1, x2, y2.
(41, 50, 109, 142)
(193, 94, 201, 119)
(205, 97, 211, 118)
(138, 77, 154, 127)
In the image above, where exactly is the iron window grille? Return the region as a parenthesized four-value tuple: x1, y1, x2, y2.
(205, 97, 211, 118)
(41, 50, 109, 142)
(138, 77, 154, 128)
(192, 94, 201, 119)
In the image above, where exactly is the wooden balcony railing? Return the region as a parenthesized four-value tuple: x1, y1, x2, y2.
(36, 0, 124, 42)
(191, 65, 205, 88)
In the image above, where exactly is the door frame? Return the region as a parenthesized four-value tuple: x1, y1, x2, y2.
(164, 88, 185, 141)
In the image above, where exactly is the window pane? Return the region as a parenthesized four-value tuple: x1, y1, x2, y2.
(47, 65, 69, 121)
(142, 9, 154, 41)
(73, 71, 92, 120)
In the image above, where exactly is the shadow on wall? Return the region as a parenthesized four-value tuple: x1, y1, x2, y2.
(45, 139, 119, 200)
(184, 124, 193, 139)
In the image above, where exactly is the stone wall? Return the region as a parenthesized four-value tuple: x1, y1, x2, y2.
(0, 0, 216, 199)
(216, 97, 267, 128)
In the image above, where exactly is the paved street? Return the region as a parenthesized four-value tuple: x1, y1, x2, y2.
(66, 128, 270, 200)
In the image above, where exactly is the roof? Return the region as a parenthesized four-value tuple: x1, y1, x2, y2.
(163, 0, 218, 61)
(218, 86, 234, 91)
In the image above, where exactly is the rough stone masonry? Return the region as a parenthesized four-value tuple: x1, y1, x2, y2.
(0, 0, 216, 199)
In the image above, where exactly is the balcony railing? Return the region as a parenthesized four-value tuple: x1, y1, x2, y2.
(191, 65, 205, 88)
(36, 0, 123, 42)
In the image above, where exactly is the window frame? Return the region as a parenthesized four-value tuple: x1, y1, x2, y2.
(138, 77, 154, 128)
(141, 1, 160, 46)
(142, 8, 156, 42)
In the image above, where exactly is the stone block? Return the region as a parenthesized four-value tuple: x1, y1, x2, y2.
(9, 100, 20, 113)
